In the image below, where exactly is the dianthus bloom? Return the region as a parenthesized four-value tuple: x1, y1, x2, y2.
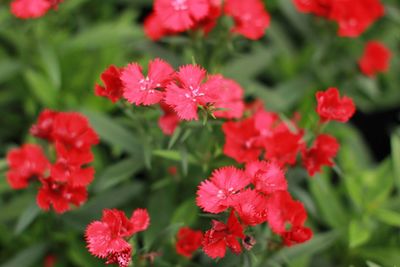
(6, 144, 49, 189)
(202, 211, 244, 259)
(267, 191, 312, 246)
(175, 227, 203, 258)
(213, 78, 245, 119)
(358, 41, 391, 77)
(85, 209, 150, 267)
(232, 189, 268, 226)
(293, 0, 384, 37)
(196, 166, 250, 213)
(302, 134, 339, 176)
(245, 160, 287, 194)
(154, 0, 210, 32)
(316, 88, 356, 123)
(165, 64, 220, 120)
(158, 102, 180, 135)
(222, 108, 305, 165)
(10, 0, 63, 19)
(6, 110, 99, 213)
(122, 59, 174, 106)
(95, 65, 124, 103)
(224, 0, 270, 40)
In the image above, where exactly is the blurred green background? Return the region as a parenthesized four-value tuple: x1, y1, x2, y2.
(1, 0, 400, 266)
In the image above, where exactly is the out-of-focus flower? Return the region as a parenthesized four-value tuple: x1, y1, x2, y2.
(95, 65, 124, 103)
(359, 41, 391, 77)
(175, 227, 203, 258)
(316, 87, 356, 123)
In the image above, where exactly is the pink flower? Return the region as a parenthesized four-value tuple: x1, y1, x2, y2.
(158, 102, 180, 135)
(232, 189, 268, 226)
(245, 160, 287, 194)
(6, 144, 49, 189)
(224, 0, 270, 40)
(95, 65, 124, 103)
(85, 209, 150, 267)
(316, 87, 356, 123)
(10, 0, 52, 19)
(144, 12, 172, 41)
(122, 59, 174, 106)
(196, 166, 250, 213)
(154, 0, 210, 32)
(213, 78, 245, 119)
(302, 134, 339, 176)
(165, 64, 220, 120)
(358, 41, 391, 77)
(202, 211, 244, 259)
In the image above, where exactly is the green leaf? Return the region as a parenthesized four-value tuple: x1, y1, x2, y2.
(39, 44, 61, 90)
(349, 219, 372, 248)
(0, 59, 21, 83)
(83, 110, 142, 156)
(152, 149, 196, 164)
(309, 173, 348, 228)
(171, 198, 197, 226)
(62, 182, 144, 230)
(0, 243, 47, 267)
(390, 128, 400, 190)
(14, 202, 41, 235)
(93, 157, 143, 193)
(357, 247, 400, 266)
(374, 208, 400, 227)
(366, 261, 382, 267)
(266, 231, 340, 266)
(24, 69, 57, 108)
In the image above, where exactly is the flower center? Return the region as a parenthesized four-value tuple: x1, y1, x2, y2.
(185, 85, 205, 102)
(172, 0, 188, 11)
(139, 77, 158, 92)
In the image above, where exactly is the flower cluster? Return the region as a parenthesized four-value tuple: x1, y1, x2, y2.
(293, 0, 385, 37)
(144, 0, 270, 41)
(6, 109, 99, 213)
(85, 208, 150, 267)
(358, 41, 392, 77)
(195, 163, 312, 258)
(10, 0, 63, 19)
(95, 59, 245, 134)
(222, 87, 355, 176)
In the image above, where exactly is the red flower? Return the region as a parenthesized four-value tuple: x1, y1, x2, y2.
(224, 0, 270, 40)
(6, 144, 49, 189)
(198, 0, 223, 34)
(245, 160, 287, 194)
(358, 41, 391, 77)
(30, 109, 58, 141)
(293, 0, 332, 17)
(222, 117, 262, 163)
(213, 78, 245, 119)
(196, 166, 250, 213)
(158, 102, 180, 135)
(302, 134, 339, 176)
(232, 189, 268, 226)
(329, 0, 384, 37)
(154, 0, 210, 32)
(51, 112, 99, 152)
(175, 227, 203, 258)
(10, 0, 52, 19)
(165, 64, 220, 120)
(202, 211, 244, 259)
(267, 191, 308, 234)
(85, 209, 150, 267)
(144, 12, 172, 41)
(37, 177, 88, 213)
(44, 254, 56, 267)
(122, 59, 174, 106)
(95, 65, 124, 103)
(263, 126, 305, 166)
(316, 87, 356, 123)
(282, 226, 313, 247)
